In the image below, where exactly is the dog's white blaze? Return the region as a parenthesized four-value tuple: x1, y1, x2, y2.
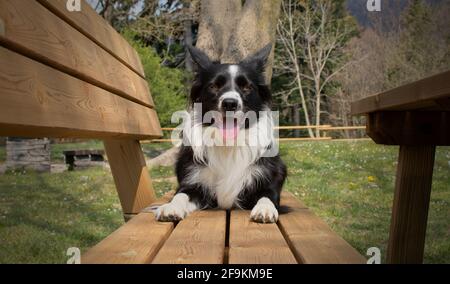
(250, 197, 279, 222)
(155, 193, 198, 220)
(228, 65, 239, 80)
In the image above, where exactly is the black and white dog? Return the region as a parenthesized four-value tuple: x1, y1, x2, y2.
(155, 44, 287, 223)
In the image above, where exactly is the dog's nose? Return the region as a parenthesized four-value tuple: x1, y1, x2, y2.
(221, 98, 239, 111)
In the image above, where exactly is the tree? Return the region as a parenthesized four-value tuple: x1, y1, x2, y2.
(387, 0, 450, 87)
(275, 0, 356, 137)
(195, 0, 281, 82)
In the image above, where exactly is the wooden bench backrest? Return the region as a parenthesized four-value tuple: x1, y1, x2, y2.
(0, 0, 162, 140)
(0, 0, 162, 214)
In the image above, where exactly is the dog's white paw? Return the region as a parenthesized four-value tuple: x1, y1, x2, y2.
(250, 197, 279, 223)
(155, 202, 186, 222)
(154, 193, 197, 222)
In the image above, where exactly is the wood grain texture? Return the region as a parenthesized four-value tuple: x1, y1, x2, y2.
(278, 192, 366, 264)
(0, 0, 153, 107)
(228, 210, 297, 264)
(104, 139, 156, 214)
(387, 145, 436, 264)
(37, 0, 145, 78)
(82, 212, 173, 264)
(152, 210, 226, 264)
(367, 111, 450, 146)
(0, 47, 161, 139)
(351, 70, 450, 115)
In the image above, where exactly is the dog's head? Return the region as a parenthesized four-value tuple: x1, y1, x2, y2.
(187, 44, 272, 140)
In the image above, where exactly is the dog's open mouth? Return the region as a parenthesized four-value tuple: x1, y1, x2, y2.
(218, 117, 239, 140)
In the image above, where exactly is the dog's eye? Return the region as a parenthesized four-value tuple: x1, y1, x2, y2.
(241, 84, 252, 94)
(208, 84, 219, 93)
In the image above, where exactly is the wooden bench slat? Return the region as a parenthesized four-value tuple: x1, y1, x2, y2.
(229, 210, 297, 264)
(0, 47, 162, 139)
(37, 0, 145, 78)
(82, 213, 173, 264)
(152, 210, 226, 264)
(82, 191, 175, 263)
(278, 192, 367, 264)
(0, 0, 154, 108)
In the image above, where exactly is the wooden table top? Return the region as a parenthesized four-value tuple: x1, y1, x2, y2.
(351, 70, 450, 115)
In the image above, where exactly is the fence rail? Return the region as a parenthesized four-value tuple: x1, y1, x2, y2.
(144, 125, 367, 143)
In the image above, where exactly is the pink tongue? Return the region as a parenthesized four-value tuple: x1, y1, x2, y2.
(220, 119, 239, 140)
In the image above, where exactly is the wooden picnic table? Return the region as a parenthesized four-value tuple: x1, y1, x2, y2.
(351, 70, 450, 263)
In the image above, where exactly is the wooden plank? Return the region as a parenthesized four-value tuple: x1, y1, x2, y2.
(228, 210, 297, 264)
(37, 0, 145, 78)
(278, 192, 366, 264)
(367, 111, 450, 146)
(82, 213, 173, 264)
(83, 191, 175, 263)
(0, 47, 162, 139)
(152, 210, 226, 264)
(0, 0, 153, 107)
(387, 145, 435, 264)
(104, 140, 156, 214)
(351, 71, 450, 115)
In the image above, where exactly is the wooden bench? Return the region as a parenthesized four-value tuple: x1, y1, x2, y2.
(0, 0, 365, 264)
(352, 70, 450, 263)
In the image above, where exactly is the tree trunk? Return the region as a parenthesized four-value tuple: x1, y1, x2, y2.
(184, 19, 194, 72)
(196, 0, 242, 61)
(197, 0, 281, 83)
(293, 104, 301, 137)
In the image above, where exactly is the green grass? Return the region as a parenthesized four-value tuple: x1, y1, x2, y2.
(0, 141, 449, 263)
(0, 146, 5, 162)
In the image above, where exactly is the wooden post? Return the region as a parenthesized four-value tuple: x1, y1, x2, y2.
(103, 139, 156, 218)
(387, 145, 436, 263)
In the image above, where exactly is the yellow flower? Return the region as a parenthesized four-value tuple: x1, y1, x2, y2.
(367, 176, 376, 182)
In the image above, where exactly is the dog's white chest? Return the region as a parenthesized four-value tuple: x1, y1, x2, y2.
(188, 146, 262, 209)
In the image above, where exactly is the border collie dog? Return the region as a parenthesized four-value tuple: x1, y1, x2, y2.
(155, 44, 287, 223)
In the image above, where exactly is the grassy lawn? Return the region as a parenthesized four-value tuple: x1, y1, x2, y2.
(0, 141, 449, 263)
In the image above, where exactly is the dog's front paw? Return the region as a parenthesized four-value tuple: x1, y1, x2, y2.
(154, 193, 198, 222)
(155, 203, 187, 222)
(250, 197, 279, 223)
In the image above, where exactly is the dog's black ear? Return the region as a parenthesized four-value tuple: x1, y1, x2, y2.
(187, 45, 212, 71)
(240, 43, 272, 72)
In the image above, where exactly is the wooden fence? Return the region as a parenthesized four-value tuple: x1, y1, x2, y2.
(143, 125, 368, 143)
